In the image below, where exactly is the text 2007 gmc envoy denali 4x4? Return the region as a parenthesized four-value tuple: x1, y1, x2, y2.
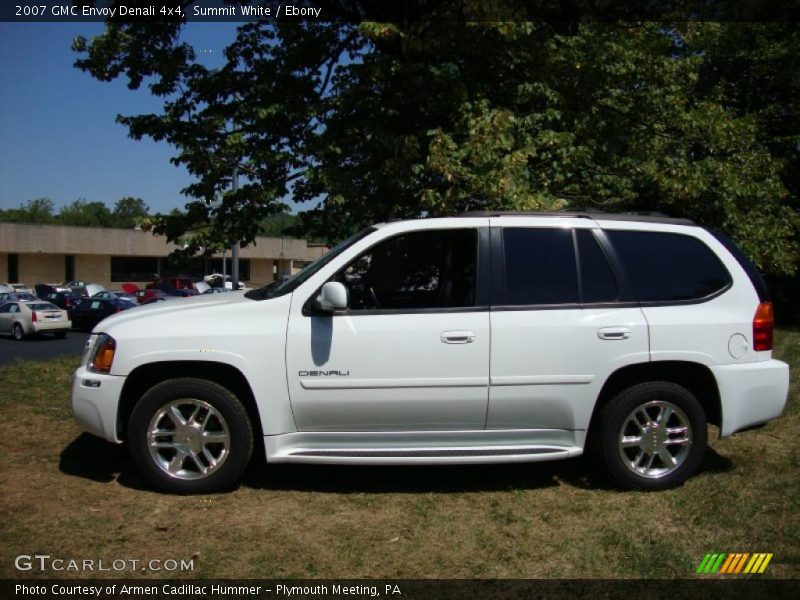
(71, 212, 790, 493)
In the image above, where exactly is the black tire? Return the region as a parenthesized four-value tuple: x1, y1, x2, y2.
(12, 323, 25, 341)
(592, 381, 707, 490)
(53, 331, 67, 339)
(128, 378, 254, 494)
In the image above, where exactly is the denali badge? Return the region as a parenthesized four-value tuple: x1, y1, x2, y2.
(299, 370, 350, 376)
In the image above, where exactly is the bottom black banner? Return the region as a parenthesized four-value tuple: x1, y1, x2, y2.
(2, 579, 799, 600)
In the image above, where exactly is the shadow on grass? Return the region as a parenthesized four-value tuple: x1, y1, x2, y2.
(59, 433, 150, 491)
(696, 445, 734, 475)
(59, 433, 734, 495)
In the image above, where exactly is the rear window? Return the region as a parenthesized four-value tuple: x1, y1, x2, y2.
(28, 303, 58, 311)
(606, 230, 731, 302)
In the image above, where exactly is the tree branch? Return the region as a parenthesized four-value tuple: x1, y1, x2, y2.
(318, 29, 358, 98)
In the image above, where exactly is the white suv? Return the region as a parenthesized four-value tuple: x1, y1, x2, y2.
(71, 213, 790, 493)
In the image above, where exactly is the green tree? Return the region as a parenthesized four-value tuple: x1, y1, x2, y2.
(0, 198, 56, 223)
(57, 199, 114, 227)
(73, 6, 799, 275)
(112, 196, 150, 228)
(257, 212, 298, 237)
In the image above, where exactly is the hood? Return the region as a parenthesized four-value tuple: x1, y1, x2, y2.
(95, 290, 245, 331)
(91, 289, 291, 341)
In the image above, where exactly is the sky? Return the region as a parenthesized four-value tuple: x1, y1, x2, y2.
(0, 22, 240, 214)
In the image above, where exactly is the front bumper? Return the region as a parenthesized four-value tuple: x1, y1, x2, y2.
(712, 359, 790, 437)
(71, 366, 125, 443)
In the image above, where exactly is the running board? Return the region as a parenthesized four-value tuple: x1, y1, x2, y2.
(291, 447, 565, 458)
(264, 430, 584, 465)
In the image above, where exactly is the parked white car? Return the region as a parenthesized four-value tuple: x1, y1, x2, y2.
(71, 213, 790, 493)
(1, 300, 71, 339)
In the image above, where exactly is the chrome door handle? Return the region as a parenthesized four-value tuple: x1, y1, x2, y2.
(441, 330, 476, 344)
(598, 327, 631, 340)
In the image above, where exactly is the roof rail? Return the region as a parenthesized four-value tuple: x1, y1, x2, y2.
(456, 210, 695, 226)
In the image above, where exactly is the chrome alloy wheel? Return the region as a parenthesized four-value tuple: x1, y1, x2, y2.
(147, 399, 230, 480)
(618, 400, 692, 479)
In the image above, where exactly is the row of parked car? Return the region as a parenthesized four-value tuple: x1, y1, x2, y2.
(0, 276, 239, 341)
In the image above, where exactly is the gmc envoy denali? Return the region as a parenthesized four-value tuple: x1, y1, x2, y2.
(71, 212, 790, 493)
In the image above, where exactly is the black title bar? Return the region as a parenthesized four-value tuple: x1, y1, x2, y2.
(2, 1, 800, 23)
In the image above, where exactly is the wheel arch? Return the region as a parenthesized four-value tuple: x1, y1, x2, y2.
(590, 361, 721, 438)
(117, 361, 261, 442)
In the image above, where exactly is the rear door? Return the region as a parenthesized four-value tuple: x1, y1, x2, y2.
(487, 217, 650, 434)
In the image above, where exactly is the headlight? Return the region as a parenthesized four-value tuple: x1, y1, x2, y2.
(87, 333, 116, 374)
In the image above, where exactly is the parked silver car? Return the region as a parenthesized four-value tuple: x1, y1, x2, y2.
(0, 301, 71, 340)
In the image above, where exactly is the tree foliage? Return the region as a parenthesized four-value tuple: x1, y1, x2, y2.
(112, 196, 151, 228)
(0, 197, 150, 228)
(0, 198, 56, 224)
(72, 4, 799, 275)
(58, 199, 114, 227)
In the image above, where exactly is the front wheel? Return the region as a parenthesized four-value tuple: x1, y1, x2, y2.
(128, 378, 254, 494)
(593, 381, 707, 490)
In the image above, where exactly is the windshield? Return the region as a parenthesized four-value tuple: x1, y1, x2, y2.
(245, 227, 376, 301)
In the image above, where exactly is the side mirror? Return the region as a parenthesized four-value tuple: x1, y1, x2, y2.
(318, 281, 348, 312)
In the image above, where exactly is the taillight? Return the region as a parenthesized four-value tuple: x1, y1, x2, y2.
(753, 301, 774, 352)
(31, 311, 38, 323)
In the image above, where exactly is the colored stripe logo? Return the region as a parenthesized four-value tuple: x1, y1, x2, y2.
(696, 553, 773, 574)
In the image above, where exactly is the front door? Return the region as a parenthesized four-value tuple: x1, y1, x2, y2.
(286, 227, 490, 431)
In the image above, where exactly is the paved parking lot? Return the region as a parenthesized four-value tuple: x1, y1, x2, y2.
(0, 331, 90, 366)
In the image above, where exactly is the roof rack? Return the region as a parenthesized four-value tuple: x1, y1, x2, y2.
(456, 210, 695, 226)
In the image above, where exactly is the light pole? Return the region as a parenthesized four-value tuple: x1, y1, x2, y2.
(231, 165, 240, 289)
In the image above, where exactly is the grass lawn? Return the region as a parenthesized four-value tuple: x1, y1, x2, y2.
(0, 330, 797, 579)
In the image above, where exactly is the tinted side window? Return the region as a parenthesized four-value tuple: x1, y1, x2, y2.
(607, 231, 730, 302)
(335, 229, 478, 310)
(503, 228, 578, 305)
(577, 230, 618, 303)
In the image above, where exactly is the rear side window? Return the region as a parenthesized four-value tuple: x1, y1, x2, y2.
(576, 230, 618, 303)
(607, 231, 730, 302)
(706, 228, 770, 301)
(503, 228, 578, 305)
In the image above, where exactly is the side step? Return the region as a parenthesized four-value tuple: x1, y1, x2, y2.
(291, 447, 564, 458)
(264, 430, 584, 464)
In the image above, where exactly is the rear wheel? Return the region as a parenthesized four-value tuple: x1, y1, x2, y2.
(12, 323, 25, 341)
(593, 381, 707, 490)
(128, 378, 254, 494)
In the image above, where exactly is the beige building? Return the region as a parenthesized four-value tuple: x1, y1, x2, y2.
(0, 222, 326, 289)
